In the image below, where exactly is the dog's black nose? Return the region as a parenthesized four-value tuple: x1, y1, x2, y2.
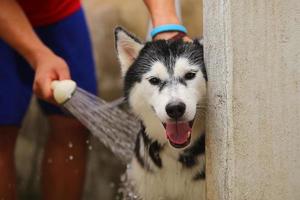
(166, 102, 186, 119)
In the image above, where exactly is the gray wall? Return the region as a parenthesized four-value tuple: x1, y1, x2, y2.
(204, 0, 300, 199)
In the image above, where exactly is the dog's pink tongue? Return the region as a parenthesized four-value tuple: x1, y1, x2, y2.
(165, 122, 191, 145)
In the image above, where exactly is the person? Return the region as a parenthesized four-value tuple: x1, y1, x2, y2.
(0, 0, 96, 199)
(0, 0, 190, 199)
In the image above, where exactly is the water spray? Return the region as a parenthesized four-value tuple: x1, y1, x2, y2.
(51, 80, 140, 163)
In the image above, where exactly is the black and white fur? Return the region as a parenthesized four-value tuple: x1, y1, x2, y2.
(115, 27, 206, 200)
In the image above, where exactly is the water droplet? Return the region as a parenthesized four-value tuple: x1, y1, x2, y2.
(69, 155, 74, 160)
(68, 142, 73, 148)
(120, 174, 126, 182)
(117, 188, 123, 193)
(86, 140, 90, 144)
(88, 145, 93, 150)
(109, 182, 115, 188)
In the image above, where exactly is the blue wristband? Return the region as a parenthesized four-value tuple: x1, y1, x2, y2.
(150, 24, 187, 38)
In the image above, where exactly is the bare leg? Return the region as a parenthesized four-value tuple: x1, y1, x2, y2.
(41, 115, 89, 200)
(0, 126, 18, 200)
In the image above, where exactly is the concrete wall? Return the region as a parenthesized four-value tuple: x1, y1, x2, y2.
(204, 0, 300, 199)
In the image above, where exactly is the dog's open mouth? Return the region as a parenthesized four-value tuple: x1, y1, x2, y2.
(163, 121, 193, 148)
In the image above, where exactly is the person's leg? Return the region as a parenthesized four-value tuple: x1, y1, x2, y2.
(0, 126, 19, 200)
(41, 115, 89, 200)
(36, 7, 97, 200)
(0, 38, 33, 199)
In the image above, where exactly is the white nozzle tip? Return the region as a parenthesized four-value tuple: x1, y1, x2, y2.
(51, 80, 77, 104)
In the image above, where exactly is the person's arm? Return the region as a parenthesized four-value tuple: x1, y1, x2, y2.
(0, 0, 70, 102)
(143, 0, 191, 41)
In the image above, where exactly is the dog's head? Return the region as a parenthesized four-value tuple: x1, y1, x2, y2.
(115, 27, 207, 149)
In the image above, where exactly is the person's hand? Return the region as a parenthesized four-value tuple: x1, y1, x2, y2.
(0, 0, 71, 103)
(153, 31, 192, 42)
(31, 49, 71, 103)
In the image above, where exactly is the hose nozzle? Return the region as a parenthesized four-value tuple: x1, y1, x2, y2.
(51, 80, 77, 104)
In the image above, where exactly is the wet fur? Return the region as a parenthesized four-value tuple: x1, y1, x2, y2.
(115, 27, 206, 200)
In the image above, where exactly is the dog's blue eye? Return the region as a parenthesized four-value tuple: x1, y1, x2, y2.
(184, 72, 196, 80)
(149, 77, 161, 85)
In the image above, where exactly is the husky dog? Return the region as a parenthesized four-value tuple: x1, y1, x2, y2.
(115, 27, 207, 200)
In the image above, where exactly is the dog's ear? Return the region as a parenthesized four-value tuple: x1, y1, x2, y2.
(115, 26, 144, 76)
(198, 37, 204, 45)
(193, 37, 204, 46)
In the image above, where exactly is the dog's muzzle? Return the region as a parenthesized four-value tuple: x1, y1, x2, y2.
(163, 121, 193, 148)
